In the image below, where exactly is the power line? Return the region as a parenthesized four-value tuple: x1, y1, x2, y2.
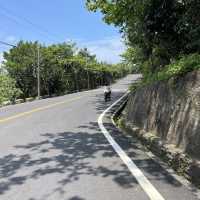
(0, 40, 16, 47)
(0, 3, 64, 42)
(1, 5, 63, 40)
(37, 45, 40, 99)
(0, 10, 54, 42)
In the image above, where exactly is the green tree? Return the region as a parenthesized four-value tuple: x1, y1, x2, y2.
(3, 41, 76, 97)
(0, 74, 21, 104)
(3, 40, 130, 99)
(121, 47, 144, 73)
(86, 0, 200, 75)
(39, 43, 75, 95)
(4, 41, 39, 98)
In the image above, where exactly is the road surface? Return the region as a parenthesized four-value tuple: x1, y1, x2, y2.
(0, 74, 199, 200)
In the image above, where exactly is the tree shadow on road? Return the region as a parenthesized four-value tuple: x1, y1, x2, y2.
(0, 90, 192, 199)
(0, 122, 184, 198)
(0, 125, 138, 198)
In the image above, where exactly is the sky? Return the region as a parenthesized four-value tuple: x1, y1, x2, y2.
(0, 0, 125, 64)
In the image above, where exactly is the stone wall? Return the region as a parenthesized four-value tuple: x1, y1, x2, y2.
(124, 70, 200, 159)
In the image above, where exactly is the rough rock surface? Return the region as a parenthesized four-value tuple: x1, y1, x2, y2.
(124, 70, 200, 159)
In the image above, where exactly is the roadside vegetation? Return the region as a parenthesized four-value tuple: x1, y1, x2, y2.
(0, 74, 21, 105)
(0, 41, 131, 105)
(1, 0, 199, 105)
(86, 1, 200, 186)
(86, 0, 200, 88)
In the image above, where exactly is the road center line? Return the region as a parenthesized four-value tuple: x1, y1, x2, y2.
(98, 93, 165, 200)
(0, 96, 82, 123)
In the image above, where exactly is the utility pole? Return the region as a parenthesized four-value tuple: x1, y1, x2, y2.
(37, 44, 40, 99)
(86, 58, 90, 89)
(87, 70, 90, 89)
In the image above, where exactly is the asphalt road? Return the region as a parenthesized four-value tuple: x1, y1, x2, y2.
(0, 74, 199, 200)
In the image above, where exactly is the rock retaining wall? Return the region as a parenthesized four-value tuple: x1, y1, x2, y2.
(120, 70, 200, 186)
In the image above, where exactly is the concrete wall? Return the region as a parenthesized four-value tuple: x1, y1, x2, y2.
(124, 70, 200, 159)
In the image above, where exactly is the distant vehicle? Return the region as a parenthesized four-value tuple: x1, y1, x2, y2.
(104, 85, 111, 102)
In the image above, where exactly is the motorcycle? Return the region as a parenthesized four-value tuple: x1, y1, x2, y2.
(104, 86, 111, 102)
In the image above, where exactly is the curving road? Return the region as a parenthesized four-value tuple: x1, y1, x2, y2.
(0, 74, 199, 200)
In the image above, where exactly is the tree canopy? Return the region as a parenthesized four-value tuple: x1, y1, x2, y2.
(0, 74, 21, 105)
(86, 0, 200, 75)
(1, 40, 131, 103)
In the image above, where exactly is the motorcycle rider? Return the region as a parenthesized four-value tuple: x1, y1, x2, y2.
(104, 85, 111, 101)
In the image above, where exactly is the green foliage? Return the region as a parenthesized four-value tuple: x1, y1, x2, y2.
(4, 41, 39, 98)
(130, 54, 200, 91)
(121, 47, 144, 73)
(2, 41, 130, 100)
(153, 53, 200, 81)
(0, 75, 21, 104)
(87, 0, 200, 74)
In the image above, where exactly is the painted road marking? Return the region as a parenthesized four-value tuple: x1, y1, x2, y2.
(98, 93, 165, 200)
(0, 96, 82, 123)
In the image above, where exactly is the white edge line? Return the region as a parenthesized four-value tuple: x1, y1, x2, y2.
(110, 95, 200, 200)
(98, 92, 165, 200)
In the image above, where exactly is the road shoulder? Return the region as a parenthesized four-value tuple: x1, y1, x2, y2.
(99, 94, 200, 200)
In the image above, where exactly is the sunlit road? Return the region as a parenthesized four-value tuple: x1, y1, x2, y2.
(0, 74, 199, 200)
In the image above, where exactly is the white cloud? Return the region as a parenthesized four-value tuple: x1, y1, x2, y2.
(5, 35, 17, 43)
(76, 36, 125, 64)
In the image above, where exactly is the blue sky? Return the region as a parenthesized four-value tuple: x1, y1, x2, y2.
(0, 0, 125, 63)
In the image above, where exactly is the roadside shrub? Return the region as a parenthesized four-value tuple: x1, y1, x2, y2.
(160, 53, 200, 79)
(130, 54, 200, 91)
(0, 75, 21, 105)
